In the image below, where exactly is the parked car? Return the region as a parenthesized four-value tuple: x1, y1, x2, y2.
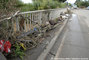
(73, 5, 77, 9)
(87, 6, 89, 10)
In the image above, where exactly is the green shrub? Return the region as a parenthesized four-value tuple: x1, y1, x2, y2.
(21, 4, 34, 12)
(76, 1, 89, 7)
(19, 0, 67, 12)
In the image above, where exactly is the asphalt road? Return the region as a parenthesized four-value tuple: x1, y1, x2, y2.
(52, 9, 89, 60)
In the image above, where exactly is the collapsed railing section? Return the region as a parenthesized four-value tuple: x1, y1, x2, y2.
(18, 9, 60, 32)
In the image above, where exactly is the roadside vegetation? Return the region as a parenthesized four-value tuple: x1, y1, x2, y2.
(75, 0, 89, 8)
(19, 0, 67, 12)
(0, 0, 67, 19)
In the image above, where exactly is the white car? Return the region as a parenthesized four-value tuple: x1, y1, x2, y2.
(87, 6, 89, 10)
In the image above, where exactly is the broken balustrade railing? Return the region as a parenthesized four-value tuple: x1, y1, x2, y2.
(0, 9, 61, 50)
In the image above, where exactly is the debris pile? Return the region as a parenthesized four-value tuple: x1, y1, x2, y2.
(0, 9, 71, 59)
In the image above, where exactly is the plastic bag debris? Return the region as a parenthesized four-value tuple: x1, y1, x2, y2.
(0, 40, 11, 53)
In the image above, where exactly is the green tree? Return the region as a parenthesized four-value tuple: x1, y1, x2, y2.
(54, 0, 66, 2)
(0, 0, 23, 19)
(75, 0, 89, 7)
(32, 0, 66, 10)
(33, 0, 66, 2)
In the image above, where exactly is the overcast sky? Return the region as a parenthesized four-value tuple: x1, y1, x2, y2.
(21, 0, 76, 4)
(21, 0, 32, 3)
(67, 0, 76, 4)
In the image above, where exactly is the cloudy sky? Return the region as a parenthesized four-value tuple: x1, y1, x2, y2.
(67, 0, 76, 4)
(21, 0, 76, 4)
(21, 0, 32, 3)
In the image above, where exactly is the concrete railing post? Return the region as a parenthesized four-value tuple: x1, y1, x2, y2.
(16, 17, 20, 31)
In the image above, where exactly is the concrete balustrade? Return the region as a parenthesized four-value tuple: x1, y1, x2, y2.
(0, 8, 66, 33)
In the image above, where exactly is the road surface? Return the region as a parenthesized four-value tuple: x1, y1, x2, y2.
(51, 9, 89, 60)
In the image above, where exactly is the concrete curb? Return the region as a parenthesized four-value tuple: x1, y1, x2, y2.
(0, 52, 7, 60)
(37, 18, 69, 60)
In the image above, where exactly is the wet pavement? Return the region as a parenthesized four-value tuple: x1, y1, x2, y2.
(54, 9, 89, 59)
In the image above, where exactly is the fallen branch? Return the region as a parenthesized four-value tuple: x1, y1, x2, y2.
(0, 11, 20, 22)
